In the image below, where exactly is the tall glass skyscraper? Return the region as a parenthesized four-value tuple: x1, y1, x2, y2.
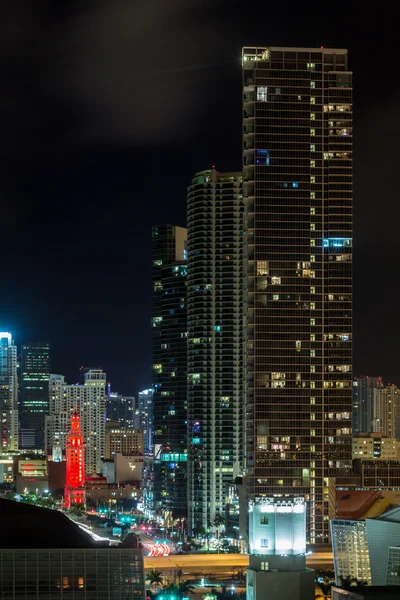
(187, 169, 244, 532)
(0, 332, 18, 451)
(242, 47, 353, 543)
(352, 376, 380, 434)
(20, 342, 50, 449)
(151, 225, 188, 519)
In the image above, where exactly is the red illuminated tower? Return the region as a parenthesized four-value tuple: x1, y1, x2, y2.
(64, 407, 85, 508)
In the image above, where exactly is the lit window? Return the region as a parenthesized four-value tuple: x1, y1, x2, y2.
(310, 97, 316, 104)
(310, 239, 316, 247)
(292, 182, 299, 188)
(310, 318, 316, 326)
(271, 277, 281, 285)
(307, 63, 316, 70)
(310, 287, 315, 294)
(310, 176, 316, 184)
(310, 207, 315, 215)
(310, 255, 315, 262)
(310, 365, 316, 373)
(261, 539, 269, 547)
(261, 561, 269, 571)
(257, 86, 268, 102)
(273, 294, 279, 301)
(310, 144, 316, 152)
(295, 340, 301, 352)
(311, 113, 316, 120)
(310, 302, 315, 310)
(310, 191, 315, 199)
(310, 334, 315, 341)
(310, 81, 316, 88)
(311, 130, 315, 137)
(214, 325, 221, 332)
(310, 223, 316, 231)
(310, 350, 315, 357)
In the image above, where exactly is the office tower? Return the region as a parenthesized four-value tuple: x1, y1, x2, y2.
(105, 424, 144, 458)
(20, 342, 50, 449)
(0, 332, 18, 451)
(187, 169, 244, 531)
(151, 225, 187, 518)
(246, 497, 314, 600)
(242, 46, 353, 544)
(64, 409, 85, 508)
(353, 376, 380, 434)
(106, 392, 135, 428)
(137, 388, 153, 454)
(45, 369, 106, 473)
(373, 384, 400, 438)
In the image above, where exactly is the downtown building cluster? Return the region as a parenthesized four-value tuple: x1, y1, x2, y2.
(147, 45, 354, 547)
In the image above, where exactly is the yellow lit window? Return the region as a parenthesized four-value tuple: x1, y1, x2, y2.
(310, 81, 316, 88)
(310, 255, 315, 262)
(310, 160, 316, 167)
(310, 223, 316, 231)
(311, 113, 316, 120)
(311, 129, 315, 137)
(310, 207, 315, 215)
(310, 176, 316, 183)
(310, 191, 315, 199)
(310, 97, 316, 104)
(310, 287, 315, 294)
(310, 239, 316, 246)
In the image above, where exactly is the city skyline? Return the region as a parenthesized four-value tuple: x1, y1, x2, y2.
(0, 3, 398, 396)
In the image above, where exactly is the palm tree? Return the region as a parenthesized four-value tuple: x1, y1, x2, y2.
(213, 515, 225, 554)
(177, 580, 196, 597)
(146, 570, 164, 593)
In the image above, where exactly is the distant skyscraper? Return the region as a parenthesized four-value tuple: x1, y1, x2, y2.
(45, 369, 106, 473)
(0, 332, 18, 451)
(106, 392, 135, 428)
(20, 342, 50, 449)
(373, 384, 400, 438)
(352, 376, 381, 434)
(187, 169, 244, 531)
(64, 409, 85, 508)
(242, 46, 353, 544)
(151, 224, 187, 518)
(137, 389, 153, 454)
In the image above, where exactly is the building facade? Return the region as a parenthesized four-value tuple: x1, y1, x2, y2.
(151, 225, 188, 518)
(352, 434, 400, 461)
(0, 332, 18, 451)
(353, 376, 380, 435)
(106, 392, 135, 429)
(45, 369, 106, 473)
(242, 46, 353, 543)
(105, 425, 144, 459)
(187, 169, 244, 531)
(373, 384, 400, 438)
(20, 342, 50, 449)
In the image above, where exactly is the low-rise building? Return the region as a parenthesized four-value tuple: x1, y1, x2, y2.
(105, 423, 144, 459)
(353, 433, 400, 460)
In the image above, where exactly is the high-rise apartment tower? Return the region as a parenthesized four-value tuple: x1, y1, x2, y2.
(242, 47, 353, 543)
(187, 169, 244, 531)
(45, 369, 106, 473)
(0, 332, 18, 451)
(151, 225, 187, 518)
(352, 376, 380, 435)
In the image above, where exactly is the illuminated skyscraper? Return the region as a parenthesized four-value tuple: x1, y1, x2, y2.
(64, 408, 85, 508)
(137, 389, 154, 454)
(373, 384, 400, 438)
(106, 392, 135, 428)
(20, 342, 50, 449)
(45, 369, 106, 473)
(187, 169, 244, 531)
(151, 225, 187, 518)
(242, 47, 353, 543)
(0, 332, 18, 451)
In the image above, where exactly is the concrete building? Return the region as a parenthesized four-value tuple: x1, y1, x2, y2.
(246, 497, 315, 600)
(187, 169, 244, 531)
(20, 342, 50, 449)
(242, 46, 353, 544)
(45, 369, 106, 473)
(0, 497, 146, 599)
(105, 424, 143, 459)
(352, 376, 381, 435)
(0, 332, 18, 451)
(373, 384, 400, 438)
(352, 434, 400, 460)
(152, 225, 188, 518)
(331, 505, 400, 586)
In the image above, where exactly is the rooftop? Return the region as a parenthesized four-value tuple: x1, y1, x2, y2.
(0, 498, 108, 548)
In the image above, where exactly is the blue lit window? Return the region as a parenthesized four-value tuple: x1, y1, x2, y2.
(256, 150, 270, 165)
(323, 238, 352, 248)
(192, 438, 201, 444)
(283, 183, 288, 188)
(292, 182, 299, 188)
(170, 309, 175, 314)
(214, 325, 221, 332)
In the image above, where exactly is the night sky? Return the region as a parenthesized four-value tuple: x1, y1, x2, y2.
(1, 0, 399, 394)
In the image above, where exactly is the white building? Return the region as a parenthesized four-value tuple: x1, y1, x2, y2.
(246, 497, 315, 600)
(45, 369, 106, 473)
(0, 332, 18, 451)
(373, 385, 400, 438)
